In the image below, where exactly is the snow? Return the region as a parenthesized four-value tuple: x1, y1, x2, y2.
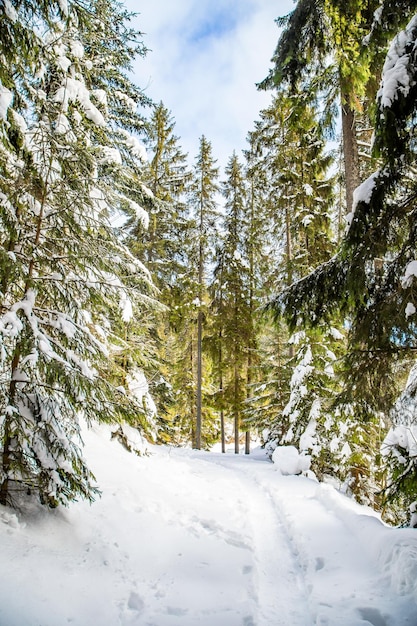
(0, 422, 416, 626)
(383, 425, 417, 460)
(56, 55, 72, 73)
(119, 129, 148, 161)
(119, 291, 133, 322)
(0, 84, 13, 120)
(115, 90, 137, 113)
(54, 78, 106, 127)
(70, 40, 85, 59)
(405, 302, 416, 318)
(101, 146, 122, 165)
(401, 259, 417, 288)
(124, 197, 149, 229)
(57, 0, 69, 17)
(4, 0, 18, 22)
(352, 170, 380, 213)
(272, 444, 311, 475)
(378, 14, 417, 109)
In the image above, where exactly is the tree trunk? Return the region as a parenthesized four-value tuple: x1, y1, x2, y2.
(0, 352, 21, 505)
(245, 431, 250, 455)
(219, 329, 225, 454)
(234, 363, 239, 454)
(0, 163, 50, 504)
(285, 202, 293, 286)
(341, 95, 360, 213)
(245, 353, 252, 456)
(195, 308, 202, 449)
(195, 193, 205, 450)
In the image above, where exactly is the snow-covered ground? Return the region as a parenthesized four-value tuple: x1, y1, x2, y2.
(0, 422, 416, 626)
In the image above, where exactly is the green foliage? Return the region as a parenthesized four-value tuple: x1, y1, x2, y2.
(0, 0, 157, 507)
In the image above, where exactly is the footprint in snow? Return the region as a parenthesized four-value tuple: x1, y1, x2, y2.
(127, 591, 144, 613)
(357, 607, 388, 626)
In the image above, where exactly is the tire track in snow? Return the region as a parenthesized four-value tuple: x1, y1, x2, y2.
(239, 464, 417, 626)
(187, 453, 313, 625)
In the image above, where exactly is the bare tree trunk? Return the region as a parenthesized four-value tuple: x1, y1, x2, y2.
(196, 308, 202, 449)
(234, 363, 239, 454)
(195, 195, 204, 449)
(245, 353, 252, 456)
(219, 329, 225, 454)
(341, 96, 360, 213)
(245, 431, 250, 455)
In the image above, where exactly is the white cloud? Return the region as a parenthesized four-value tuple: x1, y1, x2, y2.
(124, 0, 294, 171)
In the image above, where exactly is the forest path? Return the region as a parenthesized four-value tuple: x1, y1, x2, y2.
(0, 424, 416, 626)
(172, 448, 417, 626)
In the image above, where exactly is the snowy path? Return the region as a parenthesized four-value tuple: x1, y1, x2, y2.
(0, 423, 416, 626)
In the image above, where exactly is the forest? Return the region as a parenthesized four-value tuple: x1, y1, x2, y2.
(1, 0, 417, 528)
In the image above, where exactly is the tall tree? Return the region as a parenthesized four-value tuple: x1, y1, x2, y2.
(245, 93, 344, 473)
(213, 154, 252, 453)
(0, 0, 156, 507)
(259, 0, 380, 212)
(126, 101, 193, 430)
(132, 101, 192, 290)
(189, 136, 219, 449)
(270, 13, 417, 514)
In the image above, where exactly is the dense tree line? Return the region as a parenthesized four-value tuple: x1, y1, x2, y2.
(1, 0, 417, 525)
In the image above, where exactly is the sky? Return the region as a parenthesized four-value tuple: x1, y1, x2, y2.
(0, 420, 416, 625)
(124, 0, 295, 172)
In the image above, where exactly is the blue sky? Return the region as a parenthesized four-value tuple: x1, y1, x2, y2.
(124, 0, 294, 172)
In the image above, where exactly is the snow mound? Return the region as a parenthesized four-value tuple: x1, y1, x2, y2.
(271, 445, 311, 475)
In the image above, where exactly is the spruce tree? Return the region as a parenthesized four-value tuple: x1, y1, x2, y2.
(126, 101, 193, 434)
(270, 13, 417, 514)
(212, 154, 252, 453)
(189, 136, 220, 449)
(259, 0, 380, 212)
(0, 0, 156, 507)
(245, 93, 350, 478)
(132, 101, 192, 290)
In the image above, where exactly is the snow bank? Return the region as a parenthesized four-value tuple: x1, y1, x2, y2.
(314, 482, 417, 599)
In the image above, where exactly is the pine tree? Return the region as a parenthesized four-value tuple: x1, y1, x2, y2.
(189, 136, 220, 449)
(212, 154, 252, 453)
(245, 93, 349, 478)
(125, 101, 193, 434)
(132, 101, 192, 289)
(269, 12, 417, 514)
(0, 0, 156, 507)
(259, 0, 381, 212)
(237, 138, 278, 452)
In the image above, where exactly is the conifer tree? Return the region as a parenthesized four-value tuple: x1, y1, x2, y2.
(270, 13, 417, 513)
(212, 154, 252, 453)
(260, 0, 380, 212)
(132, 101, 192, 290)
(126, 101, 193, 432)
(0, 0, 156, 507)
(189, 136, 220, 449)
(245, 93, 347, 476)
